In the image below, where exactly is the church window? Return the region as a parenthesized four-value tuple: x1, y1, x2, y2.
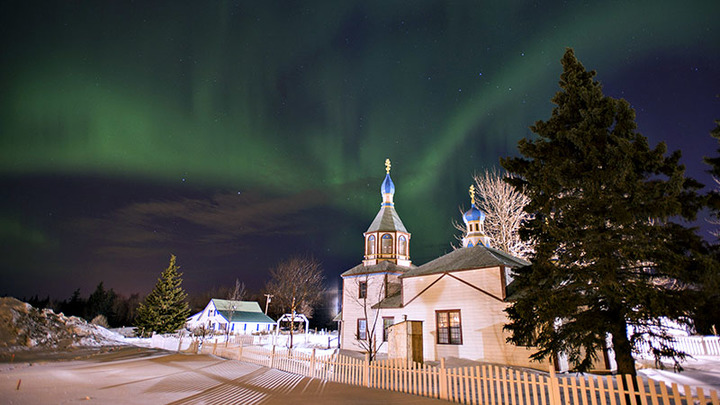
(358, 281, 367, 299)
(398, 235, 407, 255)
(367, 235, 376, 255)
(357, 318, 367, 340)
(383, 317, 394, 342)
(467, 241, 473, 247)
(436, 310, 462, 345)
(381, 234, 393, 254)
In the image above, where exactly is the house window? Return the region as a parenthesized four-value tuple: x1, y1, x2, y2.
(436, 310, 462, 345)
(359, 281, 367, 299)
(398, 236, 407, 256)
(383, 317, 394, 342)
(357, 318, 367, 340)
(381, 234, 393, 254)
(367, 235, 376, 255)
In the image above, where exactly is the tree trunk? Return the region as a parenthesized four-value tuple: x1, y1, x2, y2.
(610, 318, 636, 376)
(289, 296, 296, 349)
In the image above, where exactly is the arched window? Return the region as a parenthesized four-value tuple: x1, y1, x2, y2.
(398, 235, 407, 256)
(381, 234, 393, 254)
(367, 235, 376, 255)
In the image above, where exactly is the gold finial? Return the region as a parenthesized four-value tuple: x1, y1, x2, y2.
(385, 158, 391, 174)
(469, 184, 476, 205)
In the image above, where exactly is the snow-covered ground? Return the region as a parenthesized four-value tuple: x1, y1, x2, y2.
(2, 296, 719, 396)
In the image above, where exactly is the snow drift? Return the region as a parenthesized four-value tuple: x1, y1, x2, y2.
(0, 297, 126, 350)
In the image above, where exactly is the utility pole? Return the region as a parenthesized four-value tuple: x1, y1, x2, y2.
(264, 294, 273, 315)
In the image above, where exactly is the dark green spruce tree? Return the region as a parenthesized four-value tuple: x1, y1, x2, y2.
(698, 120, 720, 334)
(135, 255, 191, 337)
(501, 48, 705, 376)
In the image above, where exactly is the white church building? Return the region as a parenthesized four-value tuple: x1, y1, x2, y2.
(339, 160, 558, 370)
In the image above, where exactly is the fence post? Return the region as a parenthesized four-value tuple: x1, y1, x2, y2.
(439, 357, 449, 400)
(548, 359, 562, 405)
(271, 345, 276, 369)
(238, 340, 243, 360)
(309, 348, 316, 378)
(364, 353, 370, 387)
(213, 340, 218, 355)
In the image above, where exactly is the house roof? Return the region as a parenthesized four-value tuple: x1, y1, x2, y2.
(217, 310, 275, 324)
(366, 205, 408, 233)
(402, 245, 530, 278)
(341, 260, 414, 277)
(211, 299, 265, 313)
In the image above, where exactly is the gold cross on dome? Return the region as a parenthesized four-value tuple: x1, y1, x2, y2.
(385, 158, 391, 174)
(469, 185, 476, 205)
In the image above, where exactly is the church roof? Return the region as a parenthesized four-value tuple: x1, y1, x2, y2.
(371, 290, 403, 309)
(366, 205, 408, 233)
(341, 260, 414, 277)
(402, 245, 529, 278)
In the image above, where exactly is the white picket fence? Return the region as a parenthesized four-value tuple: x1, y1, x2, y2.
(667, 336, 720, 356)
(199, 341, 720, 405)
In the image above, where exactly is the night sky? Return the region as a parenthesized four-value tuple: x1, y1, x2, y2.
(1, 1, 718, 300)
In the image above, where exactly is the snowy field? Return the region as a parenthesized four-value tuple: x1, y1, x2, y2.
(1, 296, 719, 400)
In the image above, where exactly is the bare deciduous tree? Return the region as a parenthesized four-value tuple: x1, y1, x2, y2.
(265, 255, 325, 348)
(351, 275, 389, 361)
(229, 278, 246, 301)
(455, 169, 533, 259)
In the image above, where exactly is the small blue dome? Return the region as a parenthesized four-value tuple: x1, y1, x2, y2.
(381, 173, 395, 196)
(463, 203, 485, 224)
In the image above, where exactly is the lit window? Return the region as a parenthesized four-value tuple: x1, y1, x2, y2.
(398, 236, 407, 255)
(381, 234, 393, 254)
(357, 318, 367, 340)
(359, 281, 367, 299)
(367, 235, 376, 255)
(383, 317, 394, 342)
(436, 310, 462, 345)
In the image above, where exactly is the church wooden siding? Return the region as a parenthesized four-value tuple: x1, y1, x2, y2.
(401, 266, 548, 369)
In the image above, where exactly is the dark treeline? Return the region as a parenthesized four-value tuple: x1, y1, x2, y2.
(25, 282, 141, 328)
(23, 280, 338, 331)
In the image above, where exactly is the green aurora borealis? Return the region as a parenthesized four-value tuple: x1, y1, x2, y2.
(1, 1, 719, 298)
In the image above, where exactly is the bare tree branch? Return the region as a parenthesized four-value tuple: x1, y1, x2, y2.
(265, 255, 325, 348)
(456, 168, 533, 259)
(350, 275, 387, 361)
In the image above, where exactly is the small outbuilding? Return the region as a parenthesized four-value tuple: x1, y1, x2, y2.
(187, 299, 275, 335)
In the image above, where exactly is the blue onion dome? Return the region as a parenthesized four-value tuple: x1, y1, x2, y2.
(462, 184, 485, 224)
(381, 173, 395, 195)
(381, 158, 395, 197)
(463, 203, 486, 224)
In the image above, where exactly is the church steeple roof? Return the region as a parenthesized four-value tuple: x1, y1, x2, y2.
(462, 185, 491, 248)
(463, 184, 486, 223)
(362, 159, 411, 267)
(367, 158, 406, 232)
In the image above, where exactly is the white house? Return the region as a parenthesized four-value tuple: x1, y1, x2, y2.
(339, 160, 558, 371)
(187, 299, 275, 335)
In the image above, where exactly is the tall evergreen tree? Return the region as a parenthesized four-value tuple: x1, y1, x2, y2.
(501, 48, 704, 376)
(697, 120, 720, 334)
(86, 281, 117, 324)
(135, 255, 191, 337)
